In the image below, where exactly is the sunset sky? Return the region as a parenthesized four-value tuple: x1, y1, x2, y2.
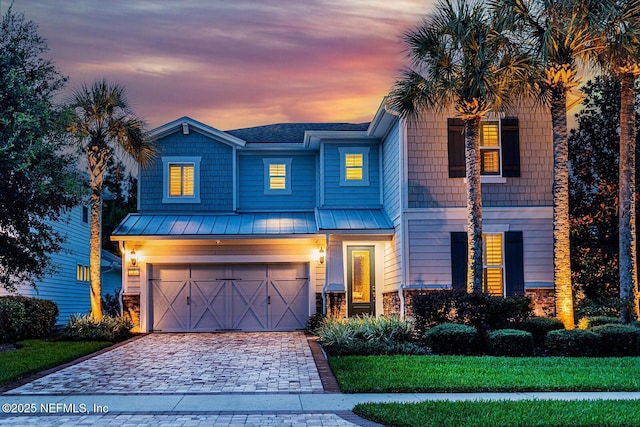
(11, 1, 434, 130)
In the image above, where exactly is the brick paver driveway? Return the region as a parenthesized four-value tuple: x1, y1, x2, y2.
(7, 332, 324, 395)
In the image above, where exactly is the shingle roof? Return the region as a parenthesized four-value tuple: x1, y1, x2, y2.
(226, 122, 370, 143)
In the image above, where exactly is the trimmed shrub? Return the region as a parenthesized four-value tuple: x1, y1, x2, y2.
(0, 296, 58, 342)
(0, 297, 27, 343)
(582, 316, 625, 328)
(14, 296, 58, 338)
(487, 329, 534, 356)
(513, 317, 565, 348)
(545, 329, 601, 357)
(317, 315, 425, 356)
(59, 314, 133, 342)
(591, 324, 640, 356)
(101, 290, 121, 317)
(411, 290, 533, 338)
(423, 323, 481, 355)
(305, 312, 326, 335)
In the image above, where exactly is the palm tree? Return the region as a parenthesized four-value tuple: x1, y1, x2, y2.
(388, 0, 531, 293)
(594, 0, 640, 321)
(491, 0, 603, 329)
(68, 80, 156, 320)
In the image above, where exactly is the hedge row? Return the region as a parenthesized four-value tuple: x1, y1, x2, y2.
(423, 321, 640, 357)
(0, 296, 58, 343)
(411, 290, 533, 338)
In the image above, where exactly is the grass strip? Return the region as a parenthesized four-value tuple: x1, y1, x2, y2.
(330, 355, 640, 393)
(0, 339, 111, 385)
(354, 399, 640, 427)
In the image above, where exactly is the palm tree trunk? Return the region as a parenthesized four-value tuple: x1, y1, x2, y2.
(465, 116, 483, 293)
(619, 72, 638, 322)
(551, 89, 574, 329)
(87, 146, 110, 321)
(89, 184, 103, 320)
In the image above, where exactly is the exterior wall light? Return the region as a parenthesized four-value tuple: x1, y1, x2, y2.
(130, 249, 137, 266)
(319, 247, 325, 264)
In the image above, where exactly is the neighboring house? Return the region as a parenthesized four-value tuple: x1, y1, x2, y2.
(0, 204, 122, 325)
(111, 98, 554, 333)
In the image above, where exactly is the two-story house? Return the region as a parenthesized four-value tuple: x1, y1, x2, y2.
(111, 99, 554, 333)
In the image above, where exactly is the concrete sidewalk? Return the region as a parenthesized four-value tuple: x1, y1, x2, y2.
(3, 391, 640, 413)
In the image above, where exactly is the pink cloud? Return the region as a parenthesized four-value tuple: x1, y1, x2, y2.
(13, 0, 432, 129)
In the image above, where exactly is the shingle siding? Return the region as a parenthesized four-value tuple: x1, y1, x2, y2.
(322, 143, 381, 208)
(238, 154, 316, 211)
(139, 129, 234, 213)
(407, 105, 553, 208)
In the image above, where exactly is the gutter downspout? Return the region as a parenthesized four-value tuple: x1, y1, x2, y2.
(398, 282, 406, 319)
(321, 234, 330, 315)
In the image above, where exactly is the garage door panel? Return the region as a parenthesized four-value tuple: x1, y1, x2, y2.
(230, 279, 268, 331)
(151, 279, 189, 332)
(190, 280, 226, 331)
(270, 278, 308, 331)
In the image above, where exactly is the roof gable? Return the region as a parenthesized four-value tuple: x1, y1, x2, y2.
(150, 116, 246, 148)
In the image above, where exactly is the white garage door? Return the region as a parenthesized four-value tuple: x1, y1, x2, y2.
(150, 264, 309, 332)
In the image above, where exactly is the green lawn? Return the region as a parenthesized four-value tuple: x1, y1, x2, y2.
(0, 340, 111, 385)
(329, 355, 640, 393)
(353, 400, 640, 427)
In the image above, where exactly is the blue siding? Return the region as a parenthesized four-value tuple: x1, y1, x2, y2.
(0, 205, 104, 325)
(139, 129, 234, 213)
(382, 121, 401, 222)
(322, 143, 380, 207)
(238, 154, 316, 211)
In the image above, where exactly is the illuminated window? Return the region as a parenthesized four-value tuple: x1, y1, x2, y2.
(480, 121, 500, 175)
(339, 147, 370, 186)
(263, 158, 292, 194)
(162, 157, 201, 203)
(483, 233, 504, 296)
(169, 163, 195, 197)
(77, 264, 90, 282)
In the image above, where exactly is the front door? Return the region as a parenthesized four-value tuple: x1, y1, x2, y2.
(347, 246, 375, 317)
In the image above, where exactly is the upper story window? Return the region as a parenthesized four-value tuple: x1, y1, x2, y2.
(483, 233, 504, 296)
(263, 158, 292, 195)
(447, 117, 520, 180)
(480, 121, 500, 175)
(162, 156, 201, 203)
(339, 147, 370, 186)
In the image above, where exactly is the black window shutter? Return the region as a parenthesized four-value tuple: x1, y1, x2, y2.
(448, 118, 465, 178)
(504, 231, 525, 296)
(450, 232, 467, 291)
(501, 117, 520, 177)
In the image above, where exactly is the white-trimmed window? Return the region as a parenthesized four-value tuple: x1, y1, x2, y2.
(483, 233, 504, 296)
(480, 121, 501, 175)
(263, 158, 292, 195)
(339, 147, 369, 186)
(162, 156, 201, 203)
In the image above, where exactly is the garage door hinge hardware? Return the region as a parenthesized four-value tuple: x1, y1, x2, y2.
(296, 277, 309, 280)
(216, 278, 241, 281)
(186, 297, 190, 305)
(268, 296, 271, 305)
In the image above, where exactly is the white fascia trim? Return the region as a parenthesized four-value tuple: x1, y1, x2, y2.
(304, 131, 376, 149)
(404, 206, 552, 221)
(368, 98, 399, 139)
(150, 116, 246, 147)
